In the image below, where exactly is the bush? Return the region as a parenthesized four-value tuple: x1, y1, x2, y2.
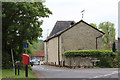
(63, 50, 117, 68)
(2, 51, 13, 69)
(78, 47, 84, 50)
(112, 51, 120, 68)
(2, 51, 32, 70)
(112, 42, 116, 52)
(15, 60, 32, 71)
(96, 56, 114, 68)
(63, 50, 116, 57)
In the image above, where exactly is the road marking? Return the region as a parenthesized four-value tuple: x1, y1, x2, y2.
(92, 71, 118, 78)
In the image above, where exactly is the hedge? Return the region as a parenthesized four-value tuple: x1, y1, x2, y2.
(63, 50, 117, 57)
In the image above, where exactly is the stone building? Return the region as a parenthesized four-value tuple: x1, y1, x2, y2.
(30, 51, 44, 61)
(116, 38, 120, 51)
(44, 20, 104, 65)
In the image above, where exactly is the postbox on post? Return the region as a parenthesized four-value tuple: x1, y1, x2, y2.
(23, 53, 30, 77)
(23, 54, 30, 65)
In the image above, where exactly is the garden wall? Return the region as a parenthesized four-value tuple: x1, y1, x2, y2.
(63, 56, 95, 67)
(61, 50, 116, 67)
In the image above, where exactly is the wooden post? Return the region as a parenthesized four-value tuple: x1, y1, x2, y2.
(25, 65, 28, 77)
(15, 65, 17, 75)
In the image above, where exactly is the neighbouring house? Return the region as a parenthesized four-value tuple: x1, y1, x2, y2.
(119, 38, 120, 51)
(116, 38, 120, 51)
(44, 20, 105, 65)
(30, 51, 44, 61)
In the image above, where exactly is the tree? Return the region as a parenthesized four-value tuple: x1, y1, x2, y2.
(112, 41, 116, 52)
(90, 23, 97, 28)
(27, 40, 44, 56)
(98, 22, 115, 50)
(2, 2, 52, 68)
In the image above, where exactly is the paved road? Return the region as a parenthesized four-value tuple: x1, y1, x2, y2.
(32, 65, 119, 79)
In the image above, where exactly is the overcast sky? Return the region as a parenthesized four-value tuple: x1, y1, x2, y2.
(39, 0, 120, 40)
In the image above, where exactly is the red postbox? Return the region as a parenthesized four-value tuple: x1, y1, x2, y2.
(23, 54, 30, 65)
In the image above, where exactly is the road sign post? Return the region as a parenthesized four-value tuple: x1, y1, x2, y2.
(23, 43, 29, 77)
(18, 65, 20, 75)
(15, 65, 17, 75)
(25, 65, 28, 77)
(24, 43, 28, 54)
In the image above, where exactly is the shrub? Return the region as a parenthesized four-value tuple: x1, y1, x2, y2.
(2, 51, 13, 69)
(15, 59, 32, 70)
(78, 47, 84, 50)
(2, 51, 32, 70)
(112, 51, 120, 68)
(96, 56, 114, 68)
(63, 50, 117, 68)
(63, 50, 116, 57)
(112, 42, 116, 52)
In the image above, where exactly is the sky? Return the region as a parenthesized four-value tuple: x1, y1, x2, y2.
(39, 0, 120, 40)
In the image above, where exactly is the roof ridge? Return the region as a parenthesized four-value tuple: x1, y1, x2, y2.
(44, 20, 104, 42)
(49, 20, 75, 37)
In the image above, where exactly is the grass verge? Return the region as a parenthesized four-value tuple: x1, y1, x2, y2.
(2, 69, 37, 79)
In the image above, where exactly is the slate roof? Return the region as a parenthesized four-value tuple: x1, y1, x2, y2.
(44, 20, 105, 42)
(49, 21, 75, 37)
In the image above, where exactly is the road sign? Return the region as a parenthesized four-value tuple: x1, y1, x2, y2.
(24, 43, 28, 48)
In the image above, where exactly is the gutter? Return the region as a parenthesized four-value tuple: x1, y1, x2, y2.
(58, 36, 60, 65)
(96, 35, 103, 49)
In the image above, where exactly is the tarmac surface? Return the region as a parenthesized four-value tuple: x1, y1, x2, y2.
(32, 65, 119, 79)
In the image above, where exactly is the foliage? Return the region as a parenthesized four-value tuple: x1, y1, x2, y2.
(78, 47, 84, 50)
(39, 41, 44, 51)
(27, 40, 44, 56)
(2, 2, 52, 68)
(112, 51, 120, 68)
(90, 23, 97, 28)
(63, 50, 116, 57)
(112, 41, 116, 52)
(2, 51, 13, 69)
(98, 22, 115, 50)
(96, 56, 114, 68)
(63, 50, 117, 68)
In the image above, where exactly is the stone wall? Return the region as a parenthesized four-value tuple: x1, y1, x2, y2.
(63, 56, 94, 67)
(47, 37, 59, 65)
(60, 22, 103, 54)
